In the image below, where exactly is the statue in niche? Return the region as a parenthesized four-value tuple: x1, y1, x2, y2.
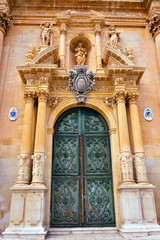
(108, 25, 120, 49)
(75, 43, 87, 65)
(40, 22, 53, 46)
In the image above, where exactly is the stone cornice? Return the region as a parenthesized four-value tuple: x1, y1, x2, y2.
(11, 0, 146, 11)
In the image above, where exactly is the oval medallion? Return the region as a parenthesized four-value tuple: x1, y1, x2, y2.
(77, 77, 86, 93)
(8, 107, 19, 121)
(143, 108, 153, 121)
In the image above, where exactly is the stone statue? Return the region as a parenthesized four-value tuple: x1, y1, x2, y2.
(108, 25, 120, 49)
(75, 43, 87, 65)
(40, 22, 53, 46)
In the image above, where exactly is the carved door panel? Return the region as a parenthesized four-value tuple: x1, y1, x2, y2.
(50, 108, 115, 227)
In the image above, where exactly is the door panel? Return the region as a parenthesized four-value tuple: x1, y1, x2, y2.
(51, 177, 80, 225)
(85, 177, 115, 225)
(53, 135, 79, 175)
(84, 135, 111, 175)
(51, 108, 115, 227)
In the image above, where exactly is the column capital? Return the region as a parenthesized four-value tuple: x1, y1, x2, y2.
(37, 91, 49, 103)
(59, 22, 67, 35)
(146, 12, 160, 38)
(114, 90, 127, 103)
(0, 10, 12, 35)
(24, 91, 36, 103)
(128, 92, 139, 104)
(94, 23, 101, 35)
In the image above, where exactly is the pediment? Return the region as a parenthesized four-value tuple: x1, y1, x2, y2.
(56, 10, 105, 23)
(103, 45, 135, 67)
(30, 45, 59, 65)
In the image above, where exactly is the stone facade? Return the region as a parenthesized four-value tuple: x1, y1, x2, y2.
(0, 0, 160, 239)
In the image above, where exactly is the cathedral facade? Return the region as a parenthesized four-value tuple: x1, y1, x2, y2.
(0, 0, 160, 239)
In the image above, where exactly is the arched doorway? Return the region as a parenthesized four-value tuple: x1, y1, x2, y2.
(50, 107, 115, 227)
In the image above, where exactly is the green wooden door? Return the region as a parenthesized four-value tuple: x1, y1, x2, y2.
(50, 108, 115, 227)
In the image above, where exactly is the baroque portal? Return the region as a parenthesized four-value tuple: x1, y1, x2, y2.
(1, 3, 160, 240)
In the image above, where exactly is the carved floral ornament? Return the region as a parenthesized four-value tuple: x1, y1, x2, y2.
(103, 91, 139, 109)
(24, 90, 61, 109)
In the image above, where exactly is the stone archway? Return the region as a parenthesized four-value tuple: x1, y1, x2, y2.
(50, 107, 116, 227)
(46, 99, 121, 230)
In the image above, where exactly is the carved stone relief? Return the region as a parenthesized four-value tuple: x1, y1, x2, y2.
(108, 25, 121, 50)
(17, 154, 32, 184)
(40, 22, 53, 46)
(119, 152, 134, 183)
(32, 153, 46, 184)
(134, 153, 148, 183)
(48, 97, 62, 108)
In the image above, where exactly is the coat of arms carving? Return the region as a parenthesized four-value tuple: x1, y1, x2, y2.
(69, 65, 95, 104)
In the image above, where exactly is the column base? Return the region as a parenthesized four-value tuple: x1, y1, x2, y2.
(2, 185, 47, 240)
(118, 185, 160, 238)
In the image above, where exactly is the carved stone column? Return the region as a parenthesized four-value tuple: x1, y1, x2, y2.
(94, 23, 102, 68)
(146, 13, 160, 71)
(128, 93, 149, 184)
(0, 10, 12, 64)
(115, 90, 135, 184)
(16, 92, 35, 185)
(59, 23, 67, 68)
(31, 91, 48, 186)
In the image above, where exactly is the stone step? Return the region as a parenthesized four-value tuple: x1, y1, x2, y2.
(48, 227, 118, 235)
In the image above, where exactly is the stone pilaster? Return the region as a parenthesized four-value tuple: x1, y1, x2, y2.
(128, 93, 149, 185)
(115, 90, 135, 184)
(31, 91, 48, 186)
(0, 9, 12, 64)
(94, 23, 102, 68)
(146, 13, 160, 72)
(16, 92, 35, 185)
(59, 22, 67, 68)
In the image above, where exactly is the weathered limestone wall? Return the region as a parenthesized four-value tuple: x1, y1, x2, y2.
(0, 18, 160, 232)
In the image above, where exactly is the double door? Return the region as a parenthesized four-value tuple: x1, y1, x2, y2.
(50, 108, 115, 227)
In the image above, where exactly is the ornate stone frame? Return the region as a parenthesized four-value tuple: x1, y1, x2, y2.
(3, 40, 160, 239)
